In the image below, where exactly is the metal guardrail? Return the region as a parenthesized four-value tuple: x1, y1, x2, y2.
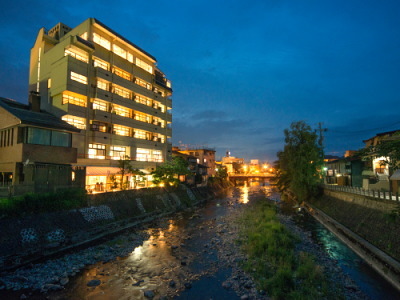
(323, 184, 400, 202)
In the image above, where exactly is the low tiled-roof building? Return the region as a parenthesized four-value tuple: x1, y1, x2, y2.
(0, 93, 84, 196)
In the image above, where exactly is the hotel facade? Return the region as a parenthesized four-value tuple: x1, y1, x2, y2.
(29, 18, 172, 191)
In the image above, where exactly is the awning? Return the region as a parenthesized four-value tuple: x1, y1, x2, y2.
(86, 167, 120, 176)
(390, 169, 400, 180)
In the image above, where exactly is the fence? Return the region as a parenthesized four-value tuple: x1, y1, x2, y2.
(323, 184, 400, 202)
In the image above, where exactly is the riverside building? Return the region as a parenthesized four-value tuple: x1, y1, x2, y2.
(29, 18, 172, 191)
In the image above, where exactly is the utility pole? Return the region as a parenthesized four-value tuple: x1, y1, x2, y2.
(316, 122, 328, 148)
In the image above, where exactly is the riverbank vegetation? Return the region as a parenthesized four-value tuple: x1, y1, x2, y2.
(0, 188, 87, 217)
(275, 121, 324, 203)
(237, 199, 340, 299)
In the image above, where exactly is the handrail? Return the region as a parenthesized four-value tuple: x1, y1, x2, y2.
(322, 184, 400, 202)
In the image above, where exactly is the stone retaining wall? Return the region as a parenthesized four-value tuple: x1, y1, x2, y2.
(0, 185, 214, 271)
(323, 189, 398, 212)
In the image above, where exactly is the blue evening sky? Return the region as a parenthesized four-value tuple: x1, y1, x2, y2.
(1, 0, 400, 162)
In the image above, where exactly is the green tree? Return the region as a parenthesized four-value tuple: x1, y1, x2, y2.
(116, 155, 144, 190)
(215, 165, 228, 180)
(276, 121, 324, 202)
(151, 156, 191, 188)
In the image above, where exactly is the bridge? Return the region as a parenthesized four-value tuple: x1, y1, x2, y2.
(228, 173, 276, 183)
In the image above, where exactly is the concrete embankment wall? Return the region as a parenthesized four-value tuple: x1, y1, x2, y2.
(0, 185, 218, 271)
(306, 189, 400, 291)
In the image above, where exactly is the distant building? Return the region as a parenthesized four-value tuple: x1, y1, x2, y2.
(173, 147, 216, 180)
(0, 94, 83, 196)
(221, 156, 244, 174)
(29, 18, 172, 191)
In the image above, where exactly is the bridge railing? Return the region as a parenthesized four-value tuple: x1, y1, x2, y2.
(322, 184, 400, 202)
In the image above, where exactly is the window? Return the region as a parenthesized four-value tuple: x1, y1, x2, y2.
(153, 87, 165, 97)
(92, 99, 108, 111)
(136, 148, 150, 161)
(65, 46, 89, 63)
(93, 32, 110, 50)
(88, 143, 106, 159)
(136, 58, 153, 73)
(153, 134, 165, 143)
(153, 117, 165, 127)
(152, 150, 163, 162)
(134, 111, 151, 123)
(112, 44, 127, 59)
(71, 72, 87, 84)
(113, 105, 130, 117)
(62, 92, 87, 107)
(93, 57, 109, 71)
(90, 121, 108, 132)
(113, 124, 130, 136)
(47, 78, 51, 88)
(135, 78, 152, 90)
(136, 148, 163, 162)
(127, 52, 133, 63)
(62, 115, 86, 130)
(110, 145, 127, 160)
(153, 101, 165, 112)
(51, 131, 71, 147)
(97, 79, 109, 91)
(135, 95, 152, 107)
(24, 128, 71, 147)
(113, 67, 131, 80)
(134, 129, 146, 140)
(113, 85, 131, 99)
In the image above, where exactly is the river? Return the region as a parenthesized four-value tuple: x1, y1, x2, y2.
(2, 181, 400, 299)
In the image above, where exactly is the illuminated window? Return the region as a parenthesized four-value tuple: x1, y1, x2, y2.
(88, 143, 106, 159)
(113, 85, 131, 99)
(113, 124, 130, 136)
(110, 145, 127, 160)
(62, 115, 86, 130)
(113, 105, 131, 117)
(136, 148, 163, 162)
(127, 52, 133, 63)
(135, 78, 152, 90)
(134, 111, 151, 123)
(112, 44, 127, 59)
(136, 148, 150, 161)
(113, 67, 131, 80)
(71, 72, 87, 84)
(97, 79, 109, 91)
(80, 32, 88, 40)
(153, 101, 165, 112)
(135, 94, 152, 106)
(62, 92, 87, 107)
(92, 99, 108, 111)
(153, 117, 165, 127)
(90, 121, 108, 132)
(136, 58, 153, 73)
(65, 46, 89, 63)
(47, 78, 51, 88)
(93, 57, 109, 71)
(153, 134, 165, 143)
(93, 32, 110, 50)
(152, 150, 163, 162)
(153, 87, 165, 97)
(134, 129, 146, 140)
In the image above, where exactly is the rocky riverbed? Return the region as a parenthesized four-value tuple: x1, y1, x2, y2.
(0, 186, 371, 299)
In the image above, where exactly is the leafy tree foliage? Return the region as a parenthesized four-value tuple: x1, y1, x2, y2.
(276, 121, 324, 202)
(151, 156, 191, 187)
(215, 165, 228, 180)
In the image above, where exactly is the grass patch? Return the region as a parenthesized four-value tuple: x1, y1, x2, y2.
(237, 199, 340, 299)
(0, 188, 87, 217)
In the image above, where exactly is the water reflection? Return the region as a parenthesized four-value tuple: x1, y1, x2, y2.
(239, 182, 249, 203)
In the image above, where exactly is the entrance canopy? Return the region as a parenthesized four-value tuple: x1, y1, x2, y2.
(86, 167, 120, 176)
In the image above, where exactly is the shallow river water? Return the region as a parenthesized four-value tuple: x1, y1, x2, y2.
(2, 182, 400, 299)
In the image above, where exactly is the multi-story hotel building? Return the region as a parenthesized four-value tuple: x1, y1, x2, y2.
(29, 18, 172, 191)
